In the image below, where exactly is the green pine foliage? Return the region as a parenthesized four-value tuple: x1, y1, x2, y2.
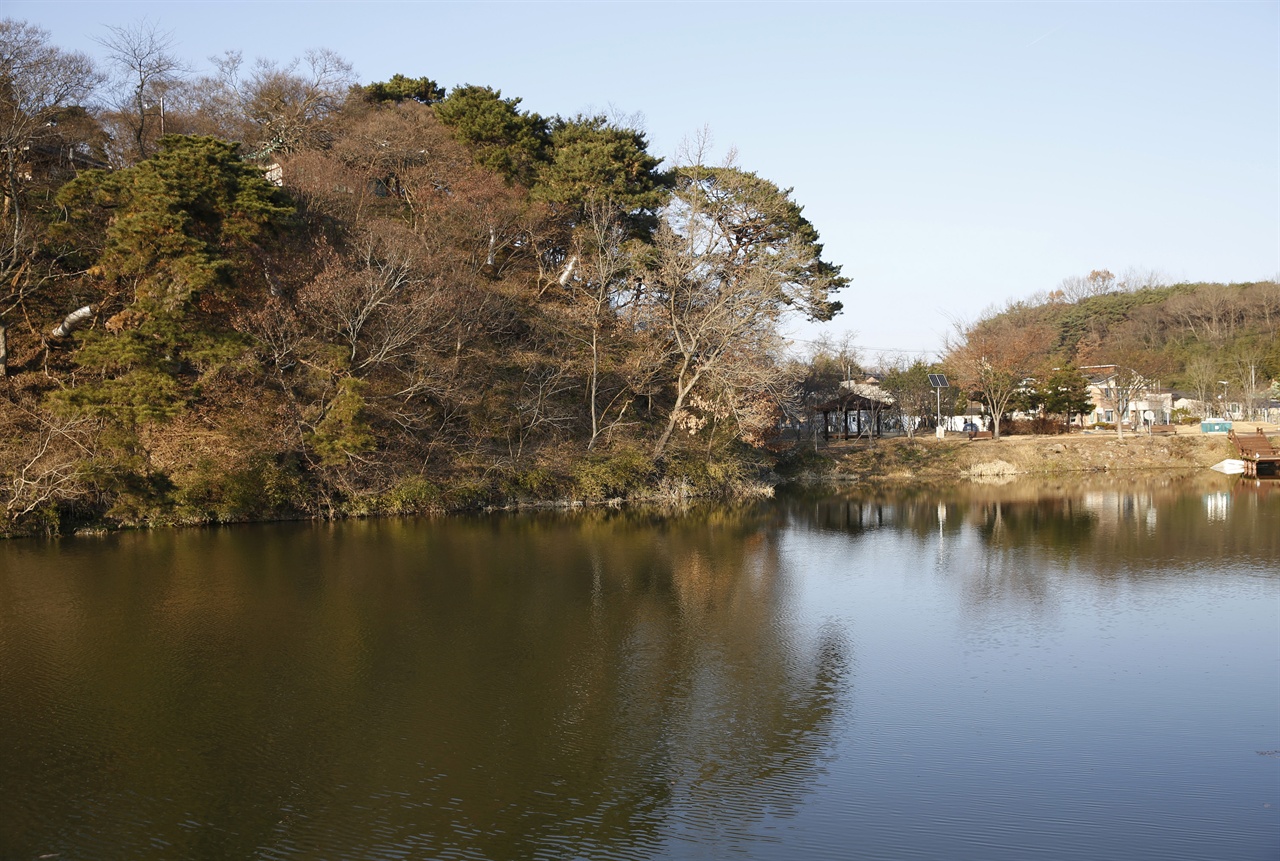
(972, 281, 1280, 393)
(534, 115, 670, 237)
(48, 137, 293, 432)
(362, 74, 446, 105)
(57, 135, 293, 312)
(40, 21, 1272, 534)
(305, 377, 376, 467)
(434, 85, 550, 185)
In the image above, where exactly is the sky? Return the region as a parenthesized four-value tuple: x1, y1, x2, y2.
(11, 0, 1279, 365)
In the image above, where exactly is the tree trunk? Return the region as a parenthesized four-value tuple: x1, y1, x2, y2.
(653, 366, 699, 458)
(587, 326, 600, 449)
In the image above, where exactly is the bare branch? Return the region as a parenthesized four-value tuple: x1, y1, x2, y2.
(95, 19, 188, 161)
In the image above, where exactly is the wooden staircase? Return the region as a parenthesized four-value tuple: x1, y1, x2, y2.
(1228, 429, 1280, 478)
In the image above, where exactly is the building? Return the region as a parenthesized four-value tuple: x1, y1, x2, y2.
(1080, 365, 1172, 429)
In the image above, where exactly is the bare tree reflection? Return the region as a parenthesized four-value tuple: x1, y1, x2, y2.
(0, 507, 849, 860)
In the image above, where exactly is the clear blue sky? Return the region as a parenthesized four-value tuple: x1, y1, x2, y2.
(13, 0, 1279, 363)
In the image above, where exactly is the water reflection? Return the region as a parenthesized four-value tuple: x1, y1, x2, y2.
(787, 472, 1279, 574)
(0, 476, 1275, 860)
(0, 507, 846, 860)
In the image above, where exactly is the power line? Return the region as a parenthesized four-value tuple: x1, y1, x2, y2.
(785, 336, 941, 354)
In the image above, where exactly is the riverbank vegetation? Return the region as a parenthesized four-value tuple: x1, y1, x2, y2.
(1, 19, 849, 535)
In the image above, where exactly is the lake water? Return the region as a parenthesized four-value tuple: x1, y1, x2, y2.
(1, 474, 1277, 860)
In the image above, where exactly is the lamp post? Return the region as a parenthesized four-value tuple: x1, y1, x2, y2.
(1218, 381, 1230, 420)
(928, 374, 949, 439)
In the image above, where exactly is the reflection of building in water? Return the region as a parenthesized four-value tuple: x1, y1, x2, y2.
(1203, 492, 1231, 522)
(807, 498, 956, 536)
(786, 478, 1278, 613)
(1079, 489, 1160, 533)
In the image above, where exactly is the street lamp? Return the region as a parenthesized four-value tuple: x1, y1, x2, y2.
(928, 374, 949, 438)
(1218, 381, 1229, 420)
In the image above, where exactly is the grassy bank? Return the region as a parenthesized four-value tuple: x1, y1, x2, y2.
(809, 429, 1256, 484)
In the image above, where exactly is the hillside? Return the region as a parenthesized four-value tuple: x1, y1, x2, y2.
(0, 23, 848, 535)
(976, 277, 1279, 405)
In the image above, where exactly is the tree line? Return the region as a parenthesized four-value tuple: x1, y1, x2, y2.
(798, 269, 1279, 444)
(941, 271, 1280, 438)
(0, 19, 847, 534)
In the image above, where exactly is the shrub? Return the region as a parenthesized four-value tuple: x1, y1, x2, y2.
(571, 445, 654, 500)
(505, 466, 567, 500)
(378, 476, 442, 514)
(661, 449, 751, 497)
(175, 454, 308, 522)
(773, 444, 835, 477)
(1031, 415, 1068, 435)
(441, 476, 497, 510)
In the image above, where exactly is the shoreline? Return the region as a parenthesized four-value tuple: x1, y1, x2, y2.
(9, 427, 1275, 540)
(806, 426, 1269, 484)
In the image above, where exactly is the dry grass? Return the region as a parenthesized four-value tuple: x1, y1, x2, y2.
(824, 429, 1243, 482)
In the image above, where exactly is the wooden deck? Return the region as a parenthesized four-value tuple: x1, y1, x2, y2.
(1228, 429, 1280, 478)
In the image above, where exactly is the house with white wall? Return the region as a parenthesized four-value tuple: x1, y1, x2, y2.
(1080, 365, 1172, 428)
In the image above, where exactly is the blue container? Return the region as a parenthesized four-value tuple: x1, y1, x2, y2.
(1200, 420, 1233, 433)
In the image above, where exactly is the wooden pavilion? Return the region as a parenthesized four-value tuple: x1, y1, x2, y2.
(814, 383, 895, 441)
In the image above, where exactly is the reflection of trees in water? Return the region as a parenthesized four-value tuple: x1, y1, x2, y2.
(796, 493, 967, 545)
(782, 474, 1279, 580)
(971, 496, 1096, 555)
(979, 478, 1279, 571)
(0, 507, 848, 860)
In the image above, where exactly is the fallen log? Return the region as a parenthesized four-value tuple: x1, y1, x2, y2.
(52, 306, 94, 338)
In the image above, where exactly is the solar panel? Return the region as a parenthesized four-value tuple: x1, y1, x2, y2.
(928, 374, 949, 388)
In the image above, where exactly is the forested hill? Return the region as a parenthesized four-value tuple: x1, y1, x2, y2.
(950, 274, 1280, 405)
(1, 20, 847, 535)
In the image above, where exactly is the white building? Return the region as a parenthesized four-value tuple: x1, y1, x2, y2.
(1080, 366, 1172, 428)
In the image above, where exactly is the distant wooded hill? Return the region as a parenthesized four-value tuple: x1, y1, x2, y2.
(931, 274, 1279, 439)
(970, 277, 1279, 400)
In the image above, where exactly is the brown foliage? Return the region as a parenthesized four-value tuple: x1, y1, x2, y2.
(946, 317, 1053, 440)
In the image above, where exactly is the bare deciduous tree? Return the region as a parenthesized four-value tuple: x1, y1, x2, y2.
(1056, 269, 1118, 303)
(543, 200, 661, 449)
(0, 18, 103, 301)
(641, 153, 845, 457)
(1078, 324, 1174, 438)
(1094, 365, 1150, 439)
(203, 48, 354, 156)
(1, 403, 96, 529)
(1165, 283, 1243, 343)
(95, 19, 187, 162)
(880, 357, 936, 439)
(297, 235, 431, 372)
(1228, 343, 1269, 421)
(1117, 267, 1168, 291)
(1182, 354, 1220, 418)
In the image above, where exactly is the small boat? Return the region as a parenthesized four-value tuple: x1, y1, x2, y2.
(1210, 459, 1247, 475)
